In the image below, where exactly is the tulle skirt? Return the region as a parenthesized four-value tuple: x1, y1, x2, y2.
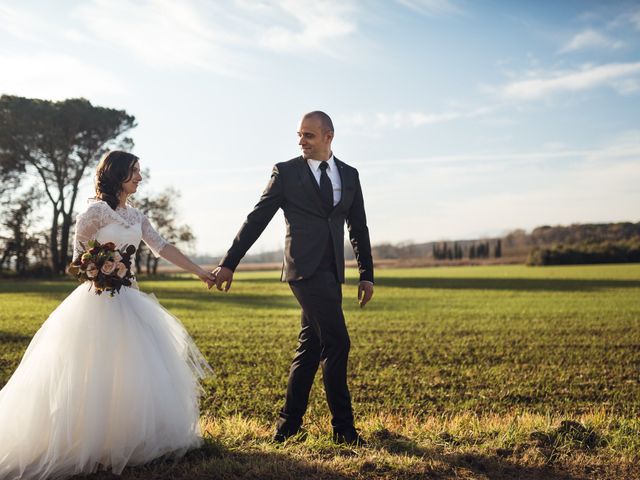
(0, 283, 212, 480)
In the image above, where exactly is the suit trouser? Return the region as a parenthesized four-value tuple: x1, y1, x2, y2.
(276, 270, 354, 433)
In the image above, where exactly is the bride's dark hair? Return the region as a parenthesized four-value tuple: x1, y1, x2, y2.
(94, 151, 139, 210)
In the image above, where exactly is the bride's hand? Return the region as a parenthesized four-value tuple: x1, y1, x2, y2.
(197, 270, 216, 289)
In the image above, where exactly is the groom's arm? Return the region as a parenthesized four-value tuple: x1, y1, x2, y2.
(346, 170, 374, 284)
(219, 165, 284, 271)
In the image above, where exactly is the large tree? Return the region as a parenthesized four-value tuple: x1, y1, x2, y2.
(0, 95, 136, 274)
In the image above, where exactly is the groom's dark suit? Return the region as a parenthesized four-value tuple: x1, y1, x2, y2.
(220, 155, 373, 434)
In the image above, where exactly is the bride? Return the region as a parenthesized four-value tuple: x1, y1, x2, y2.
(0, 151, 214, 479)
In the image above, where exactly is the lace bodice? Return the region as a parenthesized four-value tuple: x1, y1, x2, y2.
(73, 200, 168, 267)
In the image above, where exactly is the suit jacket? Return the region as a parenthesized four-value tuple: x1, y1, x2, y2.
(220, 156, 374, 283)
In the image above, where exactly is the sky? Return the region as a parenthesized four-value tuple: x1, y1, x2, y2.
(1, 0, 639, 257)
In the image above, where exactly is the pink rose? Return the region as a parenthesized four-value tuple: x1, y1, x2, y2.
(101, 260, 116, 275)
(86, 264, 99, 278)
(116, 262, 128, 278)
(113, 251, 122, 263)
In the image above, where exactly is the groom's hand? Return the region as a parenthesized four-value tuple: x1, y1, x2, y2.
(212, 266, 234, 292)
(358, 281, 374, 308)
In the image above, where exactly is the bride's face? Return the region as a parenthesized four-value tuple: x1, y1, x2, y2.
(121, 161, 142, 196)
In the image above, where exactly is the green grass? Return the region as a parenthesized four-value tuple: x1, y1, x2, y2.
(1, 264, 639, 479)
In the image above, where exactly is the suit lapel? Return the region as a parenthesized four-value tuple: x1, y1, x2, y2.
(295, 157, 326, 213)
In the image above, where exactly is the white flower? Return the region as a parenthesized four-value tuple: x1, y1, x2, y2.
(86, 264, 99, 278)
(101, 260, 116, 275)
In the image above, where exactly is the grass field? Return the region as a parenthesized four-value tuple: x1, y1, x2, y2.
(1, 264, 639, 479)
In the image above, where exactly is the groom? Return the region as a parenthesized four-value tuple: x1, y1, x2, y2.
(212, 111, 374, 445)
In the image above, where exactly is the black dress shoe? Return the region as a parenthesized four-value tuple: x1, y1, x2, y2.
(333, 429, 367, 446)
(273, 428, 307, 443)
(273, 431, 289, 443)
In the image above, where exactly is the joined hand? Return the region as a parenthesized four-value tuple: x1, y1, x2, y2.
(211, 266, 234, 292)
(197, 270, 216, 289)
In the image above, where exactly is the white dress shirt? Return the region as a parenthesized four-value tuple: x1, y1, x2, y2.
(307, 155, 342, 206)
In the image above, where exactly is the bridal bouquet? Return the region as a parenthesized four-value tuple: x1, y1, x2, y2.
(68, 240, 136, 296)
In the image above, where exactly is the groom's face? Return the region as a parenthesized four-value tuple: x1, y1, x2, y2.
(297, 117, 333, 160)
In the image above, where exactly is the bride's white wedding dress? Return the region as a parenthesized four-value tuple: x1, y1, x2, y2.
(0, 200, 212, 480)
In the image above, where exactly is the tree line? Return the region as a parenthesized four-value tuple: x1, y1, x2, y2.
(517, 222, 640, 265)
(355, 222, 639, 265)
(527, 239, 640, 265)
(432, 240, 501, 260)
(0, 95, 193, 277)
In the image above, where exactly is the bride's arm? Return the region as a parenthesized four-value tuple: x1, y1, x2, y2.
(141, 214, 213, 286)
(158, 244, 214, 285)
(73, 202, 106, 259)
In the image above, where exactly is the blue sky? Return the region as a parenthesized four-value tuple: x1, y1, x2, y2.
(1, 0, 639, 256)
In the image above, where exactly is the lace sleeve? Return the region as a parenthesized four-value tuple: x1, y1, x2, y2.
(141, 213, 169, 258)
(73, 202, 108, 259)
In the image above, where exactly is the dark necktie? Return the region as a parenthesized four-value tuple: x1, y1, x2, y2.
(319, 162, 333, 213)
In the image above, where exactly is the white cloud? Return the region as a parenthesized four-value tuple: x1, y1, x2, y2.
(0, 53, 125, 100)
(370, 146, 640, 171)
(362, 132, 640, 171)
(502, 62, 640, 100)
(630, 8, 640, 30)
(73, 0, 247, 76)
(254, 0, 357, 55)
(559, 29, 624, 53)
(613, 78, 640, 95)
(338, 106, 495, 130)
(0, 0, 363, 83)
(72, 0, 361, 74)
(395, 0, 464, 16)
(0, 4, 40, 41)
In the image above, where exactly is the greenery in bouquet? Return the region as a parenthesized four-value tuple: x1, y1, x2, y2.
(68, 240, 136, 296)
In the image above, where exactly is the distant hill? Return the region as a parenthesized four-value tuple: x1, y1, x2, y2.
(524, 222, 640, 265)
(528, 222, 640, 245)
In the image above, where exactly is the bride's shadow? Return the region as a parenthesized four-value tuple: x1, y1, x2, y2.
(72, 437, 353, 480)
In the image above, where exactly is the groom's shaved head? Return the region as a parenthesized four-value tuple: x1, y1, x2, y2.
(303, 111, 334, 134)
(298, 111, 334, 160)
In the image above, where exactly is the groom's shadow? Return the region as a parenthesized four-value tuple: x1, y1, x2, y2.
(367, 429, 587, 480)
(78, 431, 592, 480)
